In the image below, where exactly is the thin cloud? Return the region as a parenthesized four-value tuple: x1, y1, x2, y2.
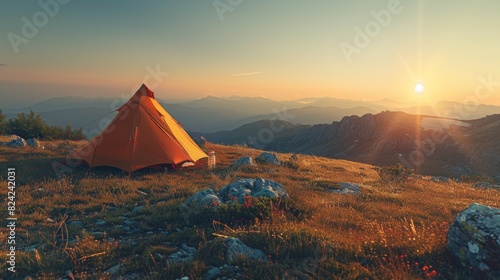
(231, 71, 264, 77)
(0, 63, 6, 67)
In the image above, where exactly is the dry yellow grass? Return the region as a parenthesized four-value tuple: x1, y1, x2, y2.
(0, 141, 499, 279)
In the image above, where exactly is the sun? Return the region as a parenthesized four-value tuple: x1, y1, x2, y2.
(414, 83, 424, 94)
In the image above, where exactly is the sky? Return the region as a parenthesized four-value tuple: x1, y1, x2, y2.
(1, 0, 500, 107)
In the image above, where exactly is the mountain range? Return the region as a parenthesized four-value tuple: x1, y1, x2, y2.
(202, 112, 500, 180)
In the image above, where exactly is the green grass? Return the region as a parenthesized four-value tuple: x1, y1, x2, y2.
(0, 142, 499, 279)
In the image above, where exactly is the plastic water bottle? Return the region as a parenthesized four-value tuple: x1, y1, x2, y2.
(208, 151, 216, 169)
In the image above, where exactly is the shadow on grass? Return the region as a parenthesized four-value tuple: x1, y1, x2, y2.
(0, 156, 198, 184)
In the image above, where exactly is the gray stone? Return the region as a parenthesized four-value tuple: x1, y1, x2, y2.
(169, 244, 197, 263)
(225, 237, 267, 262)
(131, 205, 145, 214)
(65, 270, 75, 280)
(24, 243, 45, 252)
(27, 138, 41, 148)
(472, 182, 500, 190)
(95, 219, 107, 226)
(230, 156, 256, 169)
(6, 137, 27, 148)
(429, 176, 449, 183)
(329, 182, 363, 195)
(204, 267, 222, 280)
(194, 136, 207, 146)
(105, 264, 120, 275)
(446, 203, 500, 274)
(89, 231, 105, 238)
(255, 152, 280, 165)
(179, 188, 222, 212)
(219, 178, 289, 203)
(123, 219, 135, 226)
(69, 221, 83, 228)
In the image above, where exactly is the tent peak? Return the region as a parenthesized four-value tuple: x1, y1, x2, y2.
(139, 84, 155, 99)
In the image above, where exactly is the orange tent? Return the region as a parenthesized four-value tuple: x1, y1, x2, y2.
(69, 84, 207, 172)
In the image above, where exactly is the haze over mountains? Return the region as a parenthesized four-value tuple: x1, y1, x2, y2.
(3, 95, 499, 135)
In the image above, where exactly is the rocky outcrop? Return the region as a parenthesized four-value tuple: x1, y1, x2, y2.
(179, 178, 289, 222)
(219, 178, 289, 203)
(5, 137, 27, 148)
(447, 203, 500, 274)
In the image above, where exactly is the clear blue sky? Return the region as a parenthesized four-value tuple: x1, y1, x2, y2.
(1, 0, 500, 107)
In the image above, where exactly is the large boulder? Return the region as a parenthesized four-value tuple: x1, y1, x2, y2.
(446, 203, 500, 274)
(6, 137, 27, 148)
(255, 152, 280, 165)
(225, 237, 267, 262)
(219, 178, 289, 203)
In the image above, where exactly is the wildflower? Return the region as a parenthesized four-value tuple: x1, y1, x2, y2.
(422, 265, 429, 271)
(243, 196, 253, 208)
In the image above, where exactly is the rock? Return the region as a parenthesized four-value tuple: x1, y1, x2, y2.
(69, 221, 83, 228)
(329, 182, 363, 195)
(131, 205, 145, 214)
(24, 243, 45, 252)
(169, 244, 197, 263)
(230, 156, 256, 169)
(95, 219, 107, 226)
(179, 188, 222, 212)
(179, 277, 189, 280)
(255, 152, 280, 165)
(289, 154, 299, 161)
(472, 182, 500, 190)
(219, 178, 289, 203)
(27, 138, 41, 148)
(194, 136, 207, 146)
(105, 264, 120, 275)
(429, 176, 449, 183)
(204, 266, 222, 280)
(65, 270, 75, 280)
(123, 219, 135, 226)
(446, 203, 500, 274)
(89, 231, 105, 238)
(6, 137, 27, 148)
(225, 237, 267, 262)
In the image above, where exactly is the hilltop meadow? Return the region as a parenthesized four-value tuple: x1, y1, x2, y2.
(1, 137, 499, 279)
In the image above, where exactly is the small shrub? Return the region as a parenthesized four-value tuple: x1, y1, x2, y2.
(460, 174, 494, 183)
(376, 163, 413, 182)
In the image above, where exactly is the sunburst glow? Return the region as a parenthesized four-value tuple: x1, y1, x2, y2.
(414, 83, 424, 94)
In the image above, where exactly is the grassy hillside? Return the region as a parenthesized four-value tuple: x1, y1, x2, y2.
(0, 140, 499, 279)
